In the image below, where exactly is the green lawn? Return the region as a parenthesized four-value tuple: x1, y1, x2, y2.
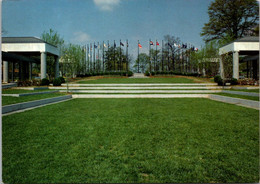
(78, 77, 195, 84)
(2, 93, 66, 106)
(230, 89, 259, 93)
(2, 98, 259, 183)
(2, 89, 54, 94)
(216, 93, 259, 101)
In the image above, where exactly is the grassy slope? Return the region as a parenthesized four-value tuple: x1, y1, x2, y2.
(2, 93, 66, 106)
(78, 77, 195, 84)
(216, 93, 259, 101)
(2, 89, 54, 94)
(230, 89, 259, 93)
(2, 98, 259, 183)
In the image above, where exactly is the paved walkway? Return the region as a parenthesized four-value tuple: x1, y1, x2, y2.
(129, 73, 149, 78)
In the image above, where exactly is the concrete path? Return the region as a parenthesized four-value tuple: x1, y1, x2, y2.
(209, 94, 259, 110)
(2, 90, 59, 97)
(2, 83, 17, 89)
(129, 73, 149, 78)
(222, 90, 259, 97)
(2, 95, 72, 114)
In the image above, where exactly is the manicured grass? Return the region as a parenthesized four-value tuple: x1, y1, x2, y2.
(2, 93, 66, 106)
(230, 89, 259, 93)
(2, 98, 259, 183)
(78, 77, 195, 84)
(2, 89, 54, 94)
(216, 93, 259, 101)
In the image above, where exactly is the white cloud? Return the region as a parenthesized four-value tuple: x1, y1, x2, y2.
(71, 31, 91, 44)
(93, 0, 120, 11)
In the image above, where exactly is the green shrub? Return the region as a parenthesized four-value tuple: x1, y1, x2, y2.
(40, 78, 50, 86)
(151, 71, 155, 76)
(53, 78, 62, 86)
(127, 71, 133, 77)
(145, 71, 150, 76)
(58, 77, 65, 83)
(230, 78, 238, 85)
(214, 75, 222, 83)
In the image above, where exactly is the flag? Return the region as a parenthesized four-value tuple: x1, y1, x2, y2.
(138, 43, 142, 48)
(174, 43, 178, 47)
(90, 45, 92, 50)
(114, 43, 116, 48)
(88, 54, 90, 57)
(178, 44, 181, 48)
(120, 42, 124, 46)
(94, 44, 97, 48)
(156, 41, 159, 46)
(127, 42, 129, 47)
(103, 43, 107, 48)
(150, 41, 154, 46)
(168, 43, 172, 49)
(195, 47, 199, 51)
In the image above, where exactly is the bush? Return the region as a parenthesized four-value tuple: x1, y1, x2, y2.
(230, 78, 238, 85)
(53, 78, 62, 86)
(58, 77, 65, 83)
(40, 78, 50, 86)
(214, 75, 224, 86)
(145, 71, 150, 76)
(127, 71, 133, 77)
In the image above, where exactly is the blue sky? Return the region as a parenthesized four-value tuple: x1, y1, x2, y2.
(2, 0, 212, 59)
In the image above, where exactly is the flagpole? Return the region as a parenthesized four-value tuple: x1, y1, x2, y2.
(162, 40, 164, 71)
(120, 39, 121, 72)
(102, 41, 104, 72)
(168, 39, 170, 71)
(85, 45, 87, 74)
(87, 44, 89, 73)
(107, 40, 110, 71)
(138, 40, 140, 73)
(156, 39, 157, 72)
(149, 39, 151, 73)
(126, 39, 128, 72)
(114, 40, 116, 71)
(172, 44, 174, 72)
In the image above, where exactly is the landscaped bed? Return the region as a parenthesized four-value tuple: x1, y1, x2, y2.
(2, 98, 259, 183)
(2, 93, 66, 106)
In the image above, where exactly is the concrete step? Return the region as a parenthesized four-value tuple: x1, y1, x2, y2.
(129, 73, 149, 78)
(2, 83, 17, 89)
(61, 83, 218, 86)
(60, 90, 222, 94)
(72, 94, 209, 98)
(50, 86, 230, 90)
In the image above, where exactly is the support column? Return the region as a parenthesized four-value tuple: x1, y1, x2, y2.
(12, 62, 15, 82)
(232, 51, 239, 79)
(41, 52, 47, 79)
(55, 56, 60, 78)
(219, 56, 224, 79)
(29, 62, 32, 80)
(3, 61, 8, 83)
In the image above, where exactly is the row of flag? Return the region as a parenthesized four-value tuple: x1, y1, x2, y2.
(89, 41, 129, 50)
(137, 40, 199, 51)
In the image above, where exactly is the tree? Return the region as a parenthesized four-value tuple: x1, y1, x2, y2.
(134, 53, 149, 73)
(201, 0, 259, 42)
(41, 29, 65, 79)
(105, 47, 128, 71)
